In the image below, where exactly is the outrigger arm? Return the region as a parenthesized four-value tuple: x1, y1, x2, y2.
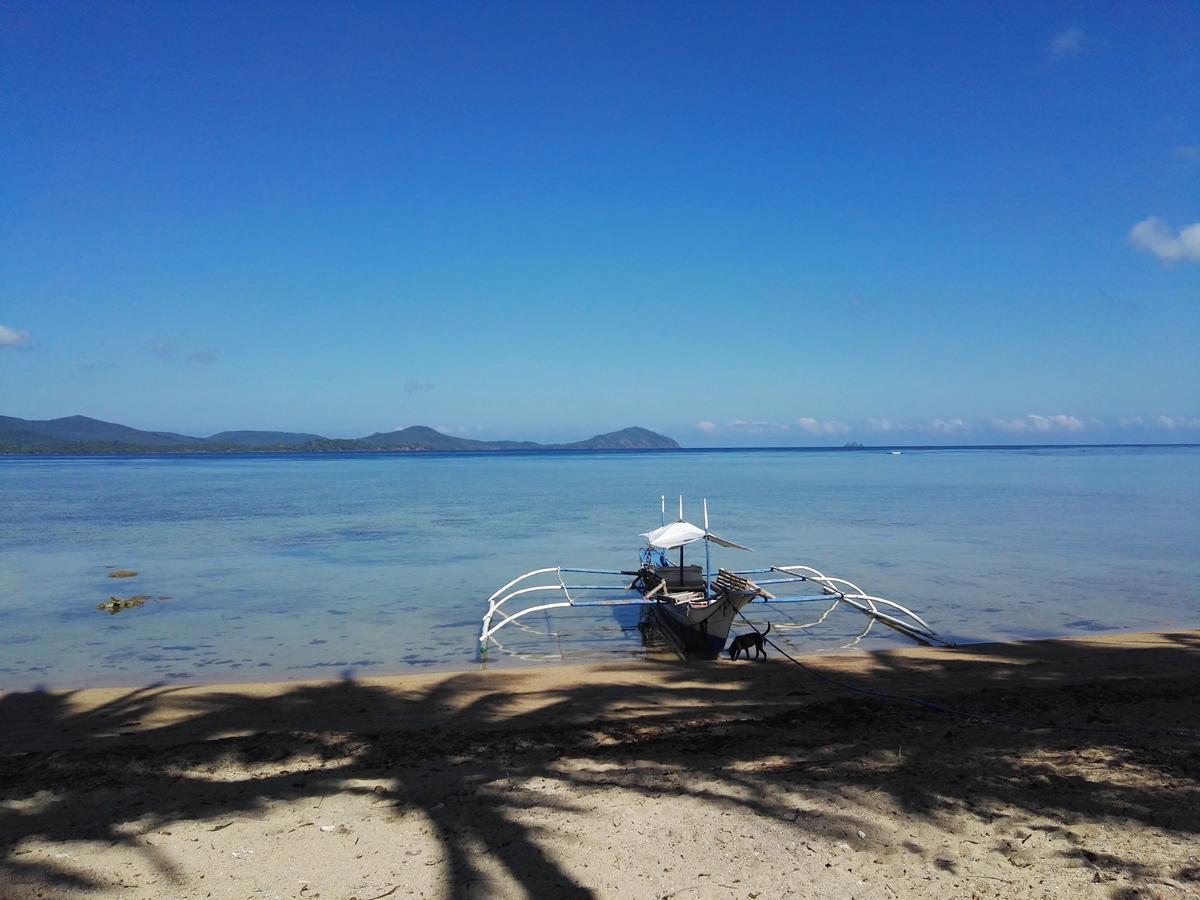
(479, 566, 655, 654)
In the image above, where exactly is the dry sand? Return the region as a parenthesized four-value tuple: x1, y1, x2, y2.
(1, 630, 1198, 899)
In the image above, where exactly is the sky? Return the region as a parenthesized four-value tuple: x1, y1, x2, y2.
(1, 1, 1197, 447)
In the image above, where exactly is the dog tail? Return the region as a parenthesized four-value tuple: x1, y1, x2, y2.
(763, 622, 771, 636)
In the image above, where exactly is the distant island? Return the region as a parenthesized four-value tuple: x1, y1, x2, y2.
(0, 415, 680, 455)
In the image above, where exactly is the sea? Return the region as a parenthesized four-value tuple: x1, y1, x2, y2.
(0, 446, 1196, 691)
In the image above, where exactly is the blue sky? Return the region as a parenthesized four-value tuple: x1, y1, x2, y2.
(1, 1, 1197, 446)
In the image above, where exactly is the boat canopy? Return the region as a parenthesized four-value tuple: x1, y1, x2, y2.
(640, 520, 753, 552)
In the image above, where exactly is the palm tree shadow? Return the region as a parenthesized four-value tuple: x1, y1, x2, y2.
(1, 633, 1198, 896)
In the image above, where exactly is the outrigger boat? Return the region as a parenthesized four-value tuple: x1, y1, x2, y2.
(479, 497, 947, 659)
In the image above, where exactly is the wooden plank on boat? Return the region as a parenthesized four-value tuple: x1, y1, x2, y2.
(715, 568, 775, 599)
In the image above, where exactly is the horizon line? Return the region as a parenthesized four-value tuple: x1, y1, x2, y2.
(2, 442, 1197, 459)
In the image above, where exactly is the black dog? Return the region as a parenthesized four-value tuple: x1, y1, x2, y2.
(727, 622, 770, 660)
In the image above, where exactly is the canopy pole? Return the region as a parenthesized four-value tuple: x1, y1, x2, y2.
(678, 495, 683, 521)
(660, 495, 665, 527)
(703, 498, 711, 599)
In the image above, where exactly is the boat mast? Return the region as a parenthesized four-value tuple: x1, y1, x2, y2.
(703, 498, 711, 599)
(678, 495, 685, 572)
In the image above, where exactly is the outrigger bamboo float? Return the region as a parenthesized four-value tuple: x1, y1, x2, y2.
(479, 497, 948, 659)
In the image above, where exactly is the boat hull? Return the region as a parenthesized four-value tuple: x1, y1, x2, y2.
(650, 590, 757, 658)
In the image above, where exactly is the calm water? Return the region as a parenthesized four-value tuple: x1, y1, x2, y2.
(0, 447, 1197, 690)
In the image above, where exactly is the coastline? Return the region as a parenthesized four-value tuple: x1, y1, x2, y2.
(2, 629, 1197, 753)
(2, 441, 1198, 458)
(3, 629, 1198, 897)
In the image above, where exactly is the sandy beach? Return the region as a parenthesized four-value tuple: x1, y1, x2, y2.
(2, 630, 1198, 899)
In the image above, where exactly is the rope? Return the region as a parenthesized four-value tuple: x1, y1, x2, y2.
(733, 610, 1200, 741)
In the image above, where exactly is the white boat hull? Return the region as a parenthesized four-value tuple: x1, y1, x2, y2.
(650, 589, 758, 657)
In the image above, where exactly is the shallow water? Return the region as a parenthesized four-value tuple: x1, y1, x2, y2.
(0, 446, 1196, 690)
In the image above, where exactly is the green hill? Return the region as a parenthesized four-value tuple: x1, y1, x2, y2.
(207, 430, 326, 447)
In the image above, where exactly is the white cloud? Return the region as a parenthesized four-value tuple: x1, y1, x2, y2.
(0, 325, 30, 348)
(696, 420, 788, 435)
(1156, 415, 1200, 430)
(796, 417, 850, 435)
(1050, 26, 1085, 61)
(1118, 416, 1144, 428)
(995, 414, 1085, 434)
(724, 422, 792, 434)
(866, 417, 969, 436)
(1045, 414, 1085, 432)
(930, 417, 968, 435)
(1128, 217, 1200, 263)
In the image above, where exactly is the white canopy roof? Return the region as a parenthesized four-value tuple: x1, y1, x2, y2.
(640, 520, 752, 552)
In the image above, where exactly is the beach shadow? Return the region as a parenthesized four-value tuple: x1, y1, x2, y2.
(1, 634, 1198, 896)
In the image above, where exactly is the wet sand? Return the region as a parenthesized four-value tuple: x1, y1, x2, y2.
(2, 630, 1198, 898)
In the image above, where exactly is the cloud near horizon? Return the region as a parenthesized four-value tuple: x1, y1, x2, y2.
(1156, 415, 1200, 430)
(1128, 217, 1200, 263)
(691, 413, 1200, 440)
(404, 380, 435, 396)
(730, 420, 788, 433)
(865, 417, 903, 432)
(930, 417, 968, 435)
(867, 417, 969, 435)
(994, 414, 1085, 434)
(0, 325, 30, 348)
(796, 417, 850, 435)
(695, 419, 788, 435)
